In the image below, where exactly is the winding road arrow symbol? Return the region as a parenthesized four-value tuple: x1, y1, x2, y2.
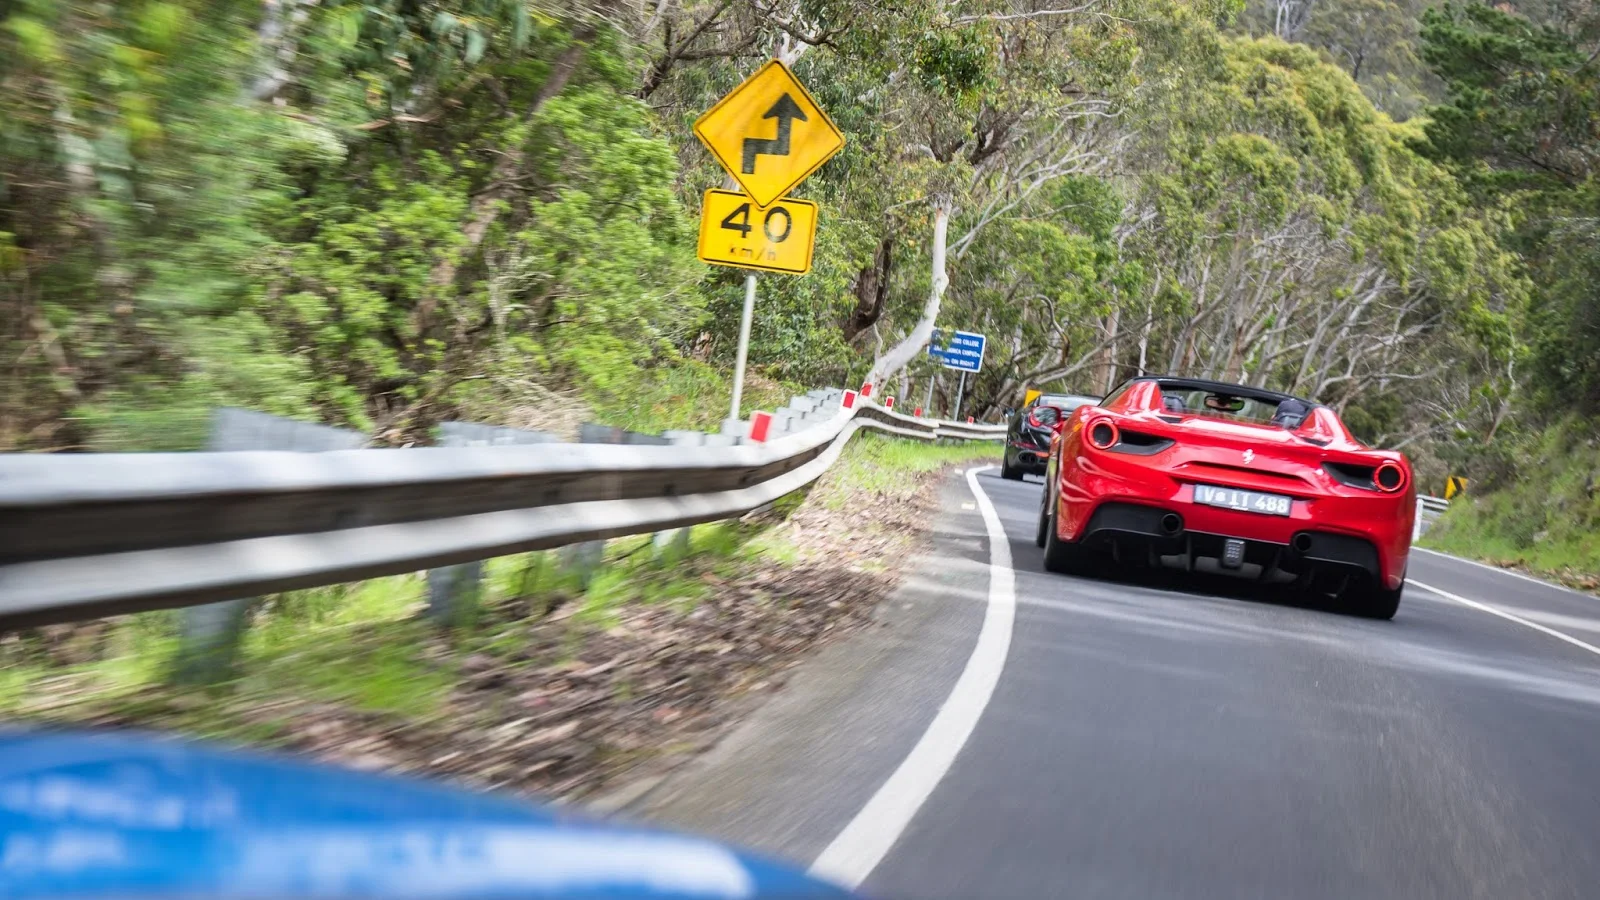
(741, 93, 808, 174)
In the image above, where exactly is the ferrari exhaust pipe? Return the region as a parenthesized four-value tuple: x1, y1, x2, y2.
(1292, 533, 1314, 554)
(1159, 513, 1183, 536)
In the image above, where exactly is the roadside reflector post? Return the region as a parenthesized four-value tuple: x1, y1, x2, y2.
(861, 382, 873, 398)
(914, 407, 923, 417)
(749, 410, 773, 443)
(885, 396, 895, 409)
(967, 416, 975, 424)
(842, 389, 858, 409)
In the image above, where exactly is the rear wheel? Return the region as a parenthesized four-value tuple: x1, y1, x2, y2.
(1000, 451, 1023, 481)
(1347, 577, 1403, 620)
(1035, 487, 1050, 548)
(1041, 494, 1096, 576)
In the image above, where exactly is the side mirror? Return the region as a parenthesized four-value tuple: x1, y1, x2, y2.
(1002, 407, 1015, 417)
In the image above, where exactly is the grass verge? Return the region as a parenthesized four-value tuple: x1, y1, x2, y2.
(1421, 419, 1600, 592)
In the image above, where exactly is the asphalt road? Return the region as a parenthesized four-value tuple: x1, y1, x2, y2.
(634, 469, 1600, 899)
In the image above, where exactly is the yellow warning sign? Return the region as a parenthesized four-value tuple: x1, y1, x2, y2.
(1023, 388, 1042, 407)
(1444, 475, 1468, 500)
(696, 189, 817, 275)
(692, 60, 845, 209)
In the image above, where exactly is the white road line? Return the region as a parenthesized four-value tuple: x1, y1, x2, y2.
(1412, 546, 1591, 598)
(807, 466, 1017, 889)
(1409, 579, 1600, 660)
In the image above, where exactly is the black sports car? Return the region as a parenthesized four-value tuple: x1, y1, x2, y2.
(1000, 392, 1100, 480)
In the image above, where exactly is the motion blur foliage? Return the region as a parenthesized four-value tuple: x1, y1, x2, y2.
(1, 1, 698, 448)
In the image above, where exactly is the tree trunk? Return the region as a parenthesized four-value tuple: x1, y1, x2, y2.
(844, 235, 893, 341)
(1101, 301, 1121, 393)
(249, 0, 314, 102)
(867, 195, 951, 387)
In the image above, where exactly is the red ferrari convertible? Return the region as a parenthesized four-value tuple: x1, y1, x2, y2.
(1034, 376, 1413, 619)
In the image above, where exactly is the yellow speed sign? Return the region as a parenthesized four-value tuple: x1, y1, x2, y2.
(696, 189, 817, 275)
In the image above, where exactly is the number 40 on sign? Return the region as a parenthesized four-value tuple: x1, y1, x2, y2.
(696, 189, 818, 275)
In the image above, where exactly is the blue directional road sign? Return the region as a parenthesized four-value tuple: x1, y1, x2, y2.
(927, 328, 987, 373)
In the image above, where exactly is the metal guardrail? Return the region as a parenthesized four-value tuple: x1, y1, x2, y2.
(0, 397, 1001, 630)
(1414, 495, 1450, 541)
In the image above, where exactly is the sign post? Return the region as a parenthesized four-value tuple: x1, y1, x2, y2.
(729, 273, 758, 422)
(692, 60, 844, 427)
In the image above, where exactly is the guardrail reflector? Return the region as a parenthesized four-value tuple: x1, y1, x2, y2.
(884, 396, 895, 409)
(749, 411, 773, 443)
(842, 390, 858, 409)
(861, 381, 873, 397)
(914, 407, 923, 417)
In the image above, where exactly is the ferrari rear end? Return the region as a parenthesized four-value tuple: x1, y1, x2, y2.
(1038, 378, 1413, 619)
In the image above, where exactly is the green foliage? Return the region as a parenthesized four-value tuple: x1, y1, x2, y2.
(913, 27, 995, 102)
(584, 361, 800, 433)
(1420, 3, 1595, 192)
(1421, 2, 1600, 415)
(1250, 0, 1438, 115)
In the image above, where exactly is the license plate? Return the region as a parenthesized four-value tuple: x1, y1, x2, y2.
(1193, 484, 1293, 516)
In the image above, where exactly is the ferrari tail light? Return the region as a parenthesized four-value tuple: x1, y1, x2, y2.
(1087, 418, 1119, 450)
(1027, 409, 1045, 428)
(1324, 461, 1408, 493)
(1374, 462, 1406, 493)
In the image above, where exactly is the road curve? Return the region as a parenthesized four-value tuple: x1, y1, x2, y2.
(636, 469, 1600, 899)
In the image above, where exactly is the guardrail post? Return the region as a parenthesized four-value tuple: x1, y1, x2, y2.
(172, 409, 366, 685)
(427, 561, 484, 628)
(653, 431, 705, 557)
(423, 423, 557, 626)
(564, 424, 672, 588)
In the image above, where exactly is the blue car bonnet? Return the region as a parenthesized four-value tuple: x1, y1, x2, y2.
(0, 730, 855, 899)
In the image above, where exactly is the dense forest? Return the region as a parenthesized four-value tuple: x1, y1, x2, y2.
(1, 0, 1594, 526)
